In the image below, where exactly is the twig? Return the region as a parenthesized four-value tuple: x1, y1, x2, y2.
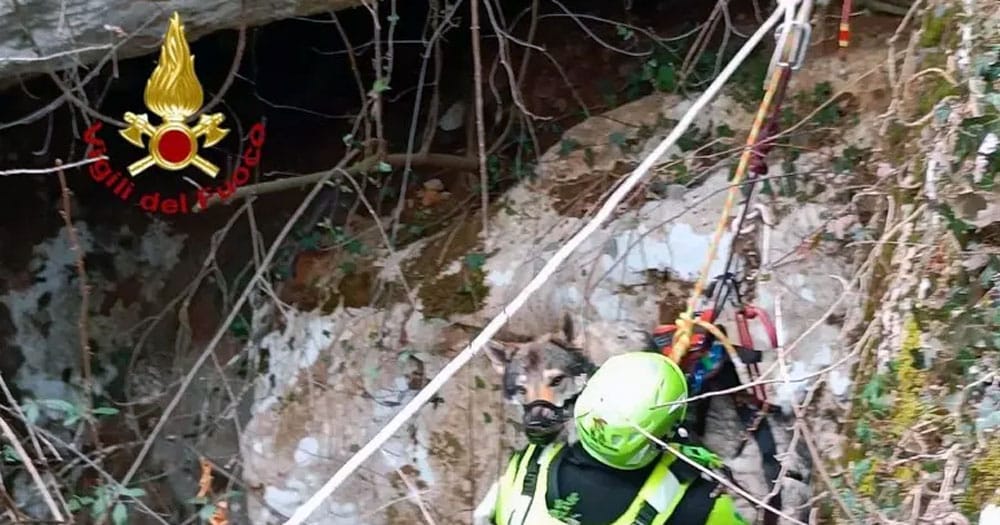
(545, 0, 653, 57)
(419, 0, 446, 155)
(195, 18, 247, 119)
(480, 0, 549, 122)
(0, 405, 169, 524)
(680, 0, 723, 85)
(333, 167, 416, 306)
(632, 424, 806, 524)
(330, 10, 374, 148)
(794, 419, 861, 524)
(0, 43, 113, 63)
(55, 161, 99, 449)
(0, 375, 56, 465)
(0, 415, 64, 522)
(380, 450, 438, 524)
(0, 485, 25, 524)
(195, 153, 477, 210)
(0, 156, 105, 176)
(369, 0, 386, 158)
(0, 12, 162, 133)
(389, 0, 463, 244)
(470, 0, 490, 239)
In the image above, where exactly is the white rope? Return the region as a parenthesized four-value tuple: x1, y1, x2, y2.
(282, 4, 795, 523)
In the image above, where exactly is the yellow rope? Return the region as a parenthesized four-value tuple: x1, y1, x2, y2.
(678, 317, 754, 386)
(668, 51, 789, 364)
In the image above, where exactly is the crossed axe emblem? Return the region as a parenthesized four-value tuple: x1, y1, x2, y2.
(120, 112, 229, 177)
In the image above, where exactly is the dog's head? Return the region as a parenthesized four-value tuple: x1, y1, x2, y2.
(485, 314, 597, 443)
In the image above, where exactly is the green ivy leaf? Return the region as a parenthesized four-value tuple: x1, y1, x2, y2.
(92, 406, 120, 417)
(345, 238, 364, 255)
(654, 63, 676, 92)
(111, 502, 128, 525)
(855, 419, 872, 444)
(955, 115, 996, 164)
(23, 400, 39, 424)
(371, 78, 390, 94)
(2, 444, 20, 463)
(38, 398, 75, 414)
(558, 138, 580, 157)
(850, 458, 874, 485)
(122, 487, 146, 499)
(608, 132, 627, 148)
(464, 253, 486, 271)
(199, 504, 218, 521)
(377, 161, 393, 173)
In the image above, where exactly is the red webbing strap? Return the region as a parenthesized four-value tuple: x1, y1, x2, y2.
(839, 0, 852, 48)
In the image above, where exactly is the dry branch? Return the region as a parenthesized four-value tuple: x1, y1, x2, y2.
(471, 0, 490, 238)
(55, 161, 99, 449)
(195, 152, 477, 211)
(0, 415, 64, 522)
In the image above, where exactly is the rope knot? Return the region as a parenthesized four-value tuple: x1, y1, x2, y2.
(669, 312, 696, 362)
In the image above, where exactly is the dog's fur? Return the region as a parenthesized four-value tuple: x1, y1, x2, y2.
(484, 313, 596, 439)
(474, 314, 597, 524)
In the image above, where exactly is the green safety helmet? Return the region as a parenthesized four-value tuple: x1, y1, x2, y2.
(574, 351, 688, 470)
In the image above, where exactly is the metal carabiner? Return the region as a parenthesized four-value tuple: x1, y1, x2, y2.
(734, 305, 778, 405)
(773, 20, 812, 71)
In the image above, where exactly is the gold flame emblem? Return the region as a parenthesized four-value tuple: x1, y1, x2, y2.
(119, 12, 229, 177)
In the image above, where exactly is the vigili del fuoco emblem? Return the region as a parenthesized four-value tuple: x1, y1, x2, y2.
(119, 12, 229, 177)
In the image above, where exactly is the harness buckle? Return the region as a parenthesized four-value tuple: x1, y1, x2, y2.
(772, 20, 811, 71)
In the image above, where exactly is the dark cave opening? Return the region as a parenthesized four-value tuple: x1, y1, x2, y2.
(0, 0, 751, 256)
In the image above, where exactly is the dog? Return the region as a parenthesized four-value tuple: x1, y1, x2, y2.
(474, 313, 597, 525)
(483, 313, 597, 444)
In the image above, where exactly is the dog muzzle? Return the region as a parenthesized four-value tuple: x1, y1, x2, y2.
(522, 400, 573, 444)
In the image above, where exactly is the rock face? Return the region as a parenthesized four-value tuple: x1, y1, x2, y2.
(0, 0, 362, 88)
(240, 86, 861, 524)
(0, 218, 188, 517)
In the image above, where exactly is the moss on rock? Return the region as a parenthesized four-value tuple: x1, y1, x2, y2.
(892, 315, 926, 436)
(403, 217, 493, 320)
(964, 436, 1000, 513)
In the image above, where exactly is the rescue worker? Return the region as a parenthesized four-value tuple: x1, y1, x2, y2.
(489, 351, 749, 525)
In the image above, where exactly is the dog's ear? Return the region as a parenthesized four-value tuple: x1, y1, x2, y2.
(562, 313, 575, 344)
(561, 312, 588, 349)
(484, 340, 515, 375)
(560, 342, 596, 377)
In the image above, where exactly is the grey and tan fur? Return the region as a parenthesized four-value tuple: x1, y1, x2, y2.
(484, 313, 596, 440)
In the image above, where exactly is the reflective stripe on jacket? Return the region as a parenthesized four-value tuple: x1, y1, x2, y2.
(494, 441, 684, 525)
(493, 442, 750, 525)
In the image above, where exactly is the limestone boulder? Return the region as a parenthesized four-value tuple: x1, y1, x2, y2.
(0, 0, 362, 88)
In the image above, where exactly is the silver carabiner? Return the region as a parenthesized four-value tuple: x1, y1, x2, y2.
(772, 20, 812, 71)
